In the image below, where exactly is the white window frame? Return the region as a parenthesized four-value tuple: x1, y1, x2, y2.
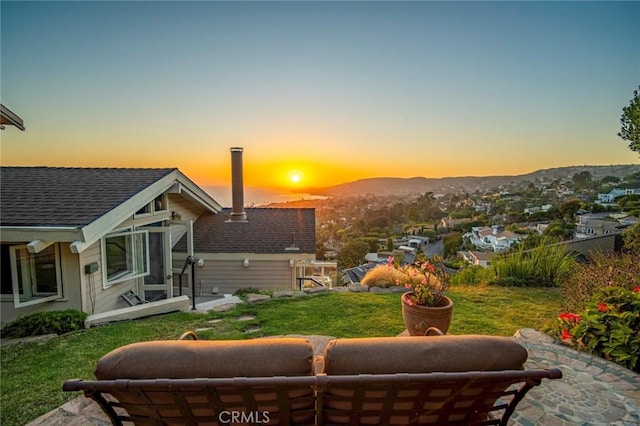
(134, 194, 169, 219)
(102, 229, 150, 288)
(9, 244, 63, 308)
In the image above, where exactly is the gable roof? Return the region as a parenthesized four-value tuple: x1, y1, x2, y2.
(1, 167, 177, 227)
(179, 208, 316, 254)
(1, 166, 222, 253)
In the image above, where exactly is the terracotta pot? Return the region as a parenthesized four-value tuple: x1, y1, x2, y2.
(401, 292, 454, 336)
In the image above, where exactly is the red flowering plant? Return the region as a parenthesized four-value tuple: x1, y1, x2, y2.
(549, 285, 640, 373)
(388, 255, 450, 306)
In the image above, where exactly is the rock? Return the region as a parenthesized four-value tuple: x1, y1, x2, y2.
(368, 286, 391, 294)
(273, 290, 294, 298)
(211, 303, 237, 312)
(304, 287, 328, 294)
(236, 315, 256, 322)
(514, 328, 556, 344)
(348, 283, 368, 292)
(244, 293, 271, 303)
(0, 334, 58, 347)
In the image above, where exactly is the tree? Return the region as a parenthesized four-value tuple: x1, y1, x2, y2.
(623, 222, 640, 255)
(618, 85, 640, 153)
(336, 240, 369, 269)
(558, 199, 583, 220)
(572, 171, 593, 191)
(442, 233, 463, 259)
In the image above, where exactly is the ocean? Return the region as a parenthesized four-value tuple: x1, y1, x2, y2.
(202, 185, 326, 207)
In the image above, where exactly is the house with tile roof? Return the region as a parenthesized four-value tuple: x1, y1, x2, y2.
(0, 153, 320, 326)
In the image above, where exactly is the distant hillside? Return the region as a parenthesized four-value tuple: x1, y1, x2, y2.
(300, 164, 640, 198)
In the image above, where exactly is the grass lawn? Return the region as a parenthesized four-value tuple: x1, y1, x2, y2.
(0, 286, 561, 425)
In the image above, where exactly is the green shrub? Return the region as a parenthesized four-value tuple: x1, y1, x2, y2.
(232, 287, 272, 299)
(548, 286, 640, 373)
(491, 239, 576, 287)
(623, 222, 640, 254)
(0, 309, 88, 338)
(561, 251, 640, 312)
(449, 266, 492, 286)
(444, 260, 463, 270)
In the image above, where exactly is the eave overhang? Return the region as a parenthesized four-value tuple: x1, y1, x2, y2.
(1, 169, 223, 254)
(0, 104, 25, 131)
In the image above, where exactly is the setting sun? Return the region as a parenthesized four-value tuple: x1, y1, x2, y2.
(289, 171, 302, 185)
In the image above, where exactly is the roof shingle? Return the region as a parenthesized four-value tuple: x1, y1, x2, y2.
(0, 167, 176, 227)
(178, 208, 316, 254)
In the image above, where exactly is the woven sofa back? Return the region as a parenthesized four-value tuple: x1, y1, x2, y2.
(94, 337, 316, 425)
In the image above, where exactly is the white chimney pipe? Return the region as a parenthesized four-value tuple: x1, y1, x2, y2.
(228, 147, 247, 222)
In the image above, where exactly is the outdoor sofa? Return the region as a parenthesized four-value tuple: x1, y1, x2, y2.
(63, 333, 562, 425)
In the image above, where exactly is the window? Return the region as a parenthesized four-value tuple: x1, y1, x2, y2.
(135, 195, 168, 218)
(9, 244, 63, 307)
(154, 194, 167, 212)
(102, 230, 150, 287)
(135, 204, 151, 216)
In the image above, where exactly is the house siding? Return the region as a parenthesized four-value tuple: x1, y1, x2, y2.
(173, 252, 314, 295)
(0, 243, 82, 326)
(167, 193, 209, 250)
(191, 259, 295, 294)
(79, 240, 138, 315)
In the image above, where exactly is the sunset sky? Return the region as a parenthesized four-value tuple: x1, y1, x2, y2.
(1, 1, 639, 205)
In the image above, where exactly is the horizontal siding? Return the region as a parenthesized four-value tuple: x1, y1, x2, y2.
(193, 260, 295, 294)
(0, 243, 82, 326)
(168, 193, 210, 251)
(80, 240, 137, 315)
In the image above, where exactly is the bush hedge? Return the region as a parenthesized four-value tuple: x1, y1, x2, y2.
(1, 309, 88, 339)
(548, 286, 640, 373)
(561, 251, 640, 312)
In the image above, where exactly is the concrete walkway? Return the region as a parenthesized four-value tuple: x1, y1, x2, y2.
(28, 328, 639, 425)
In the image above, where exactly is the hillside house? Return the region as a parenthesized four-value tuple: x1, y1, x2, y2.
(0, 166, 221, 326)
(173, 207, 317, 295)
(0, 149, 320, 326)
(465, 226, 523, 252)
(596, 188, 640, 205)
(459, 251, 497, 268)
(574, 212, 629, 239)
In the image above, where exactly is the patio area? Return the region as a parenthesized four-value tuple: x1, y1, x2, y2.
(27, 326, 639, 425)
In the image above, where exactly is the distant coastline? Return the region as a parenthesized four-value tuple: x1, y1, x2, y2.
(203, 185, 327, 208)
(203, 164, 639, 206)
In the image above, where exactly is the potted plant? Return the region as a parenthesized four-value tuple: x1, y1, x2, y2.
(389, 256, 453, 335)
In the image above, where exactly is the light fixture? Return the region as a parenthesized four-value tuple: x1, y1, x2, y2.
(243, 259, 249, 268)
(289, 259, 294, 268)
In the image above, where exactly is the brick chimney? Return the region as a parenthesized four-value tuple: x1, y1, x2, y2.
(228, 147, 247, 222)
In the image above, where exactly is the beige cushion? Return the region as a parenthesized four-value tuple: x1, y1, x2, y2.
(322, 335, 528, 375)
(95, 337, 314, 379)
